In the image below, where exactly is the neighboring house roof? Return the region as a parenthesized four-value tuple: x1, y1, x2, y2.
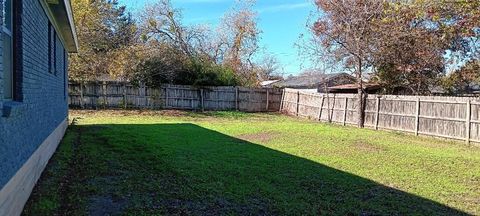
(328, 83, 382, 94)
(260, 80, 280, 86)
(42, 0, 78, 52)
(429, 86, 447, 94)
(272, 73, 354, 88)
(467, 84, 480, 93)
(328, 83, 381, 91)
(432, 83, 480, 95)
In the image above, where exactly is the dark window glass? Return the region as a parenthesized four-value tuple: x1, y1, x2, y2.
(48, 23, 57, 75)
(64, 49, 67, 100)
(53, 32, 57, 75)
(3, 0, 13, 99)
(48, 23, 52, 73)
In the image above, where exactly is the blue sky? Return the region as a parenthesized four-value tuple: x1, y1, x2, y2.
(117, 0, 316, 75)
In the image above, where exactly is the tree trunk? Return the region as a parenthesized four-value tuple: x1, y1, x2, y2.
(357, 58, 365, 128)
(324, 82, 332, 123)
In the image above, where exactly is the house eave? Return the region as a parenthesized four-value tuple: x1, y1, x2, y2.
(40, 0, 78, 53)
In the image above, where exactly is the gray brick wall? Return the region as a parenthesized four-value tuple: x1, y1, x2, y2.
(0, 0, 69, 188)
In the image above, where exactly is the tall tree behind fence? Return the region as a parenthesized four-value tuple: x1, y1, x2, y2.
(281, 88, 480, 144)
(69, 82, 282, 112)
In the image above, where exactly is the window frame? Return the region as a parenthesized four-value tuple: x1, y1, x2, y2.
(48, 23, 52, 74)
(53, 31, 57, 76)
(48, 24, 61, 76)
(3, 0, 13, 100)
(63, 48, 67, 100)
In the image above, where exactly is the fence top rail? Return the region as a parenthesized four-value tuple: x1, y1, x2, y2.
(419, 99, 469, 104)
(283, 89, 480, 103)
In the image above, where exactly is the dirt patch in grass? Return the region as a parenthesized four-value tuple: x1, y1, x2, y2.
(238, 132, 280, 143)
(151, 196, 273, 215)
(88, 196, 127, 216)
(352, 140, 386, 153)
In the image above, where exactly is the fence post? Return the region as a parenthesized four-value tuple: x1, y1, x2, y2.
(328, 94, 336, 123)
(343, 97, 348, 126)
(102, 81, 107, 108)
(200, 89, 205, 112)
(191, 89, 194, 110)
(415, 98, 420, 136)
(133, 84, 138, 108)
(266, 89, 270, 111)
(466, 100, 471, 144)
(123, 82, 127, 109)
(165, 86, 169, 109)
(140, 83, 146, 108)
(318, 95, 325, 121)
(80, 82, 84, 109)
(296, 91, 300, 116)
(375, 97, 380, 130)
(235, 87, 239, 111)
(279, 89, 285, 112)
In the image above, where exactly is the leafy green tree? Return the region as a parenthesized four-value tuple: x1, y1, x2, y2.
(69, 0, 137, 82)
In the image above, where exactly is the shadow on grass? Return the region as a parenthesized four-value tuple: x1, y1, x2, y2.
(24, 123, 469, 216)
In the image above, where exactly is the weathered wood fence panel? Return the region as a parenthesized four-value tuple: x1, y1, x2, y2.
(280, 88, 480, 144)
(70, 83, 480, 143)
(69, 82, 282, 112)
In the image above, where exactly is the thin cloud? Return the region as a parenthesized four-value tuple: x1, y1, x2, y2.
(259, 3, 311, 13)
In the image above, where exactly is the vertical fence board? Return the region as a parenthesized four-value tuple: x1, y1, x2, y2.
(415, 98, 420, 136)
(466, 100, 471, 144)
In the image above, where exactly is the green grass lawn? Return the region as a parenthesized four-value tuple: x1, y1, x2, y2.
(23, 110, 480, 215)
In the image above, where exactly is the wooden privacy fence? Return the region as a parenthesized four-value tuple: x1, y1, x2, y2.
(281, 88, 480, 144)
(69, 82, 282, 112)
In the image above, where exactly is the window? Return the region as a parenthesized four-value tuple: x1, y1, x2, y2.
(63, 48, 67, 100)
(3, 0, 13, 99)
(55, 35, 63, 76)
(48, 23, 55, 74)
(53, 33, 57, 75)
(48, 24, 62, 76)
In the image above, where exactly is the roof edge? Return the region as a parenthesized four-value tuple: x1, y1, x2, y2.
(62, 0, 78, 52)
(39, 0, 78, 53)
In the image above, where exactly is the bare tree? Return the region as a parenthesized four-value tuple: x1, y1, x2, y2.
(139, 0, 211, 59)
(217, 0, 261, 85)
(312, 0, 384, 127)
(255, 54, 284, 81)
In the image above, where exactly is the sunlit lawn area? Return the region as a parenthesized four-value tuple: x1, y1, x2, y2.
(23, 110, 480, 215)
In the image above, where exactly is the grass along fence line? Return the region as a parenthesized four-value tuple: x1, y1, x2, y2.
(281, 88, 480, 144)
(70, 83, 480, 144)
(69, 82, 282, 112)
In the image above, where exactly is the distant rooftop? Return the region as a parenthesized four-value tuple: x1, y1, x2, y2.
(271, 73, 353, 88)
(328, 83, 381, 91)
(260, 80, 281, 86)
